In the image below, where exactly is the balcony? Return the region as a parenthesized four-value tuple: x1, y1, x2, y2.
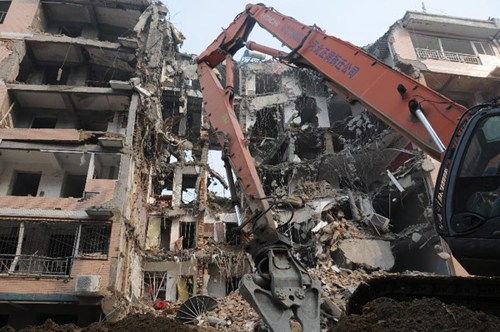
(415, 48, 481, 65)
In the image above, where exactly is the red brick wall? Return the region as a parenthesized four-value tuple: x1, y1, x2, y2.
(0, 180, 117, 211)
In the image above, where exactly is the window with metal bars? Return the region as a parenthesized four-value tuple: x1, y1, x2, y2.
(0, 221, 112, 277)
(78, 224, 112, 258)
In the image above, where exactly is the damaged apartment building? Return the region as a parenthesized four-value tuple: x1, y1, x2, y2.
(0, 0, 499, 329)
(144, 8, 500, 316)
(0, 0, 183, 328)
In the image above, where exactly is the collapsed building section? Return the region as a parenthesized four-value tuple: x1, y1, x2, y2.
(140, 8, 499, 331)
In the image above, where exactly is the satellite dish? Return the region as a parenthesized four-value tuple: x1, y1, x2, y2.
(175, 295, 218, 324)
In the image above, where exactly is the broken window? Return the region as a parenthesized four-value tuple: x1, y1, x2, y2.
(255, 72, 281, 94)
(144, 272, 169, 301)
(61, 174, 86, 198)
(0, 1, 11, 24)
(10, 172, 41, 196)
(31, 117, 57, 129)
(181, 174, 197, 205)
(180, 222, 196, 249)
(78, 224, 112, 257)
(58, 25, 83, 38)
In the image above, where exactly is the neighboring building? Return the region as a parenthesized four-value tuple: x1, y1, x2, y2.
(369, 11, 500, 106)
(0, 0, 181, 328)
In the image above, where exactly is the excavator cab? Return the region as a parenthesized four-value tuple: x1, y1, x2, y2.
(434, 102, 500, 275)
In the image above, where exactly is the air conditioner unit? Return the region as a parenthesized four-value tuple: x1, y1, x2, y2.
(75, 275, 101, 294)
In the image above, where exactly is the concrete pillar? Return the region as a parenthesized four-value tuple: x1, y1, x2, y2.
(171, 166, 183, 208)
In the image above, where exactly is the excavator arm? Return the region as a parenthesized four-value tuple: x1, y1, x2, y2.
(198, 4, 467, 161)
(196, 3, 470, 331)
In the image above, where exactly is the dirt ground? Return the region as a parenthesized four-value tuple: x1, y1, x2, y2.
(332, 297, 500, 332)
(2, 298, 500, 332)
(0, 313, 212, 332)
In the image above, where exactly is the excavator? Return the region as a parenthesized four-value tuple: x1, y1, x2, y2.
(195, 3, 500, 331)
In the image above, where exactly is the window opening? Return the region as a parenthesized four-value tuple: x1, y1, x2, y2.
(160, 218, 171, 249)
(61, 174, 86, 198)
(180, 222, 196, 249)
(58, 25, 82, 38)
(45, 66, 70, 85)
(11, 172, 41, 196)
(31, 117, 57, 129)
(78, 224, 111, 257)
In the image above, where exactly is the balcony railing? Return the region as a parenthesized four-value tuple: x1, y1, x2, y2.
(0, 254, 72, 276)
(415, 48, 481, 65)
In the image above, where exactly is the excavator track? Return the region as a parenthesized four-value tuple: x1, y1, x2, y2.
(347, 275, 500, 316)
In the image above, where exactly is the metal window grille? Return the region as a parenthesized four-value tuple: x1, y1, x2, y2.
(0, 222, 77, 276)
(0, 221, 112, 276)
(78, 224, 112, 257)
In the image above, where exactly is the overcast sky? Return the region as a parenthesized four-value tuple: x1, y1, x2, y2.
(163, 0, 499, 57)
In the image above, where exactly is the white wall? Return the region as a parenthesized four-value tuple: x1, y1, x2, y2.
(0, 162, 65, 197)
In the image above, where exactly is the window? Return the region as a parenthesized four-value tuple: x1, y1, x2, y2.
(47, 234, 75, 275)
(61, 174, 86, 198)
(473, 41, 495, 56)
(410, 33, 495, 64)
(78, 224, 112, 257)
(440, 38, 474, 54)
(31, 117, 57, 129)
(58, 25, 82, 38)
(0, 1, 11, 24)
(411, 34, 441, 51)
(10, 172, 41, 196)
(180, 222, 196, 249)
(0, 222, 112, 277)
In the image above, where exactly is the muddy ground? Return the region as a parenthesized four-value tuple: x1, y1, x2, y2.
(1, 298, 500, 331)
(332, 297, 500, 332)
